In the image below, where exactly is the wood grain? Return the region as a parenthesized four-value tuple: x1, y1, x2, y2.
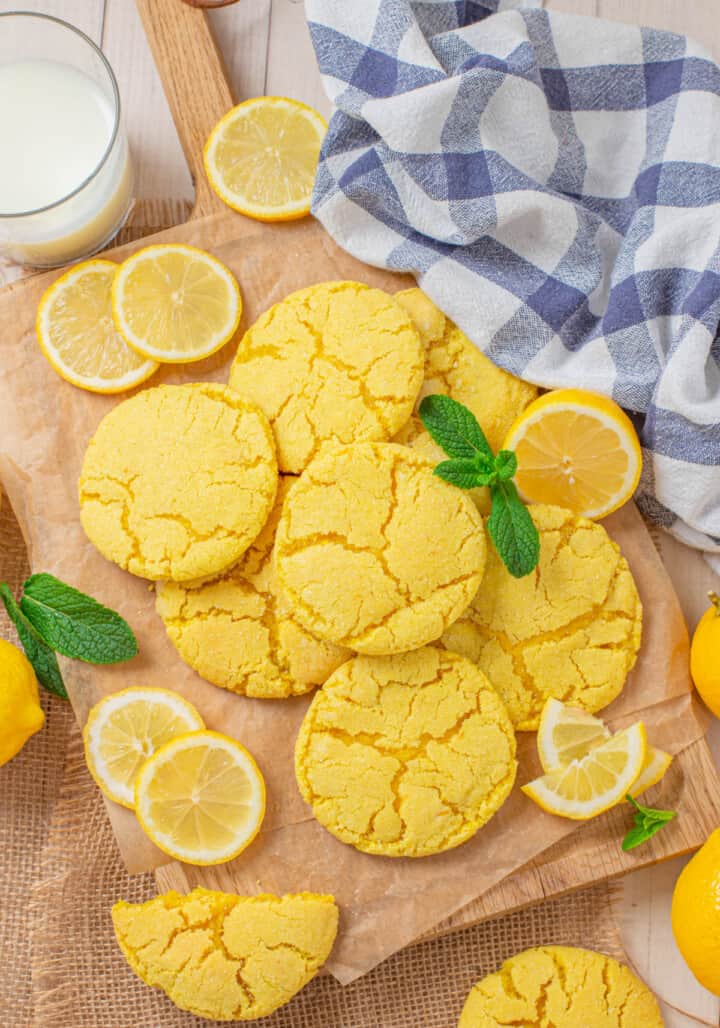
(134, 0, 233, 219)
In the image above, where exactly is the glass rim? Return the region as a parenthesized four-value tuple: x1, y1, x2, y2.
(0, 11, 122, 220)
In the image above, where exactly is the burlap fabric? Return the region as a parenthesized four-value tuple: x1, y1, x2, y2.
(0, 201, 631, 1028)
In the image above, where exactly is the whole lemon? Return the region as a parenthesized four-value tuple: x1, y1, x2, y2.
(671, 828, 720, 994)
(691, 592, 720, 717)
(0, 638, 45, 766)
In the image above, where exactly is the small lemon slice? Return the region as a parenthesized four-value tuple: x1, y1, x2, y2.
(135, 730, 266, 865)
(522, 722, 647, 820)
(630, 747, 673, 798)
(83, 687, 205, 808)
(204, 96, 327, 222)
(112, 244, 242, 363)
(36, 260, 158, 394)
(503, 388, 643, 519)
(537, 698, 610, 772)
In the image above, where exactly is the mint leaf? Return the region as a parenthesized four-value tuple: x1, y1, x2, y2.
(622, 794, 676, 851)
(435, 459, 492, 490)
(487, 481, 540, 578)
(419, 395, 494, 461)
(20, 573, 137, 665)
(494, 450, 517, 481)
(0, 583, 67, 698)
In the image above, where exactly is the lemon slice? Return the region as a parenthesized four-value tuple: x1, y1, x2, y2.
(630, 747, 673, 798)
(204, 96, 327, 222)
(537, 698, 610, 772)
(503, 388, 643, 519)
(135, 730, 266, 865)
(112, 244, 242, 363)
(83, 687, 205, 808)
(522, 722, 647, 819)
(36, 260, 158, 394)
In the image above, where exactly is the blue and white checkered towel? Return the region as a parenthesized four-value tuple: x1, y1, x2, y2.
(307, 0, 720, 570)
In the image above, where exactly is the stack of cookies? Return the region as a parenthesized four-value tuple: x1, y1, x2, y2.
(79, 281, 642, 861)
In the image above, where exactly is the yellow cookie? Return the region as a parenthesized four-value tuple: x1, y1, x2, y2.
(228, 281, 424, 473)
(79, 383, 277, 582)
(443, 504, 642, 731)
(156, 477, 350, 698)
(394, 288, 537, 512)
(295, 646, 517, 857)
(274, 442, 487, 654)
(112, 888, 338, 1021)
(458, 946, 663, 1027)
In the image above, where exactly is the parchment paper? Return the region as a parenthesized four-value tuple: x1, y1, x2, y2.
(0, 212, 707, 981)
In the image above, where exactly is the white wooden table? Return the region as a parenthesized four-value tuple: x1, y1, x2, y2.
(2, 1, 719, 1024)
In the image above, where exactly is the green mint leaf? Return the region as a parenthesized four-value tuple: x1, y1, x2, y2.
(20, 573, 138, 665)
(494, 450, 518, 481)
(419, 394, 494, 461)
(487, 481, 540, 578)
(622, 795, 676, 851)
(0, 583, 67, 699)
(434, 460, 489, 490)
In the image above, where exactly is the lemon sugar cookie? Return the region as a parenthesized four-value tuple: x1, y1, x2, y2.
(156, 477, 350, 698)
(442, 504, 642, 730)
(112, 888, 339, 1021)
(458, 946, 663, 1027)
(79, 383, 277, 582)
(228, 281, 424, 473)
(295, 647, 516, 857)
(393, 287, 538, 457)
(274, 442, 487, 655)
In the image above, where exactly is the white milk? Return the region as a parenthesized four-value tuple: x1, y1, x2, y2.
(0, 59, 132, 266)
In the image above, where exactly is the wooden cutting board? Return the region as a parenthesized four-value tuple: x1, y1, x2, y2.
(2, 0, 719, 965)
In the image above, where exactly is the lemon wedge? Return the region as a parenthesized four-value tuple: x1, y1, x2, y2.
(522, 722, 647, 819)
(36, 259, 158, 394)
(503, 388, 642, 519)
(630, 746, 673, 798)
(204, 96, 327, 221)
(134, 730, 266, 865)
(537, 698, 611, 772)
(112, 243, 242, 363)
(83, 687, 205, 808)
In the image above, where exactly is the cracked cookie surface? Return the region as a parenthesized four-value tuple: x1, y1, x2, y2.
(79, 383, 277, 582)
(458, 945, 663, 1027)
(393, 288, 537, 513)
(274, 442, 487, 654)
(228, 281, 424, 473)
(156, 477, 350, 698)
(442, 504, 642, 731)
(112, 887, 338, 1022)
(294, 646, 517, 857)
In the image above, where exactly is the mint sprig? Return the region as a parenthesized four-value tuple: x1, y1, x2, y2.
(419, 395, 540, 577)
(0, 573, 138, 698)
(622, 794, 677, 852)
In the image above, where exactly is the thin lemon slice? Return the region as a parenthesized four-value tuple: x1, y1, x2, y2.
(503, 388, 643, 519)
(522, 722, 647, 820)
(112, 244, 242, 363)
(83, 687, 205, 808)
(135, 730, 266, 865)
(36, 260, 158, 393)
(204, 96, 327, 222)
(630, 747, 673, 798)
(537, 698, 610, 772)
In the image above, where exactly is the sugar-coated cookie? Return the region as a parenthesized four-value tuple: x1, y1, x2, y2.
(295, 646, 516, 857)
(79, 383, 277, 582)
(156, 477, 350, 698)
(228, 281, 424, 473)
(274, 442, 487, 654)
(443, 504, 642, 730)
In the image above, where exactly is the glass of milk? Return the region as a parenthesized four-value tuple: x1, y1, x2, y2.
(0, 13, 133, 268)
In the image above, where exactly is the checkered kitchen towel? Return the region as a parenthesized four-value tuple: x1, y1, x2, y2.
(307, 0, 720, 569)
